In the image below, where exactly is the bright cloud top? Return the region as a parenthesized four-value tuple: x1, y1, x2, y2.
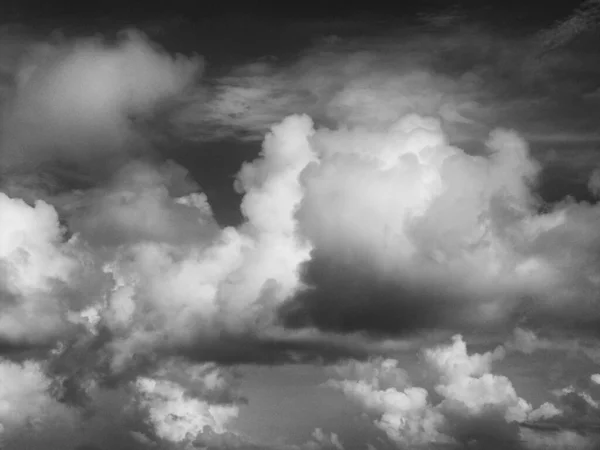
(327, 335, 600, 449)
(1, 12, 600, 449)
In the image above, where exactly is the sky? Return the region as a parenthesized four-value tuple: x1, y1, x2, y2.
(1, 1, 600, 449)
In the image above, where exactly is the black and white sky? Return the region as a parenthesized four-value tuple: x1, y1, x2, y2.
(1, 1, 600, 449)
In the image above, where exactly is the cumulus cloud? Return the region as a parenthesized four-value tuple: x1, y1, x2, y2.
(1, 6, 600, 448)
(327, 335, 600, 449)
(0, 27, 318, 449)
(135, 362, 240, 444)
(0, 357, 142, 450)
(274, 109, 600, 339)
(0, 192, 107, 346)
(0, 355, 249, 450)
(0, 28, 201, 175)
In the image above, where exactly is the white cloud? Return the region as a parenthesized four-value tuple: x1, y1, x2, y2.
(527, 402, 561, 422)
(0, 193, 89, 344)
(98, 116, 315, 371)
(0, 355, 244, 450)
(424, 336, 532, 427)
(2, 17, 600, 450)
(327, 335, 541, 448)
(0, 358, 76, 432)
(136, 370, 239, 443)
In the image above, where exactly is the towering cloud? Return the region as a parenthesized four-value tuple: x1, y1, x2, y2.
(278, 108, 600, 339)
(1, 5, 600, 447)
(0, 28, 316, 450)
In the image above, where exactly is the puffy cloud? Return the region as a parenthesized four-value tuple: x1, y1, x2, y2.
(0, 358, 77, 432)
(0, 357, 144, 450)
(135, 366, 240, 444)
(0, 29, 202, 175)
(277, 109, 600, 338)
(2, 11, 600, 449)
(0, 27, 322, 450)
(0, 355, 245, 450)
(0, 193, 106, 346)
(91, 115, 316, 371)
(326, 335, 563, 449)
(592, 374, 600, 385)
(527, 402, 561, 422)
(425, 336, 530, 424)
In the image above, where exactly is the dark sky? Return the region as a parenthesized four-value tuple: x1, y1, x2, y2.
(3, 0, 587, 24)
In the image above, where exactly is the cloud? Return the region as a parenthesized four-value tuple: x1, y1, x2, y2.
(0, 192, 107, 346)
(0, 357, 142, 450)
(172, 25, 497, 143)
(0, 27, 321, 450)
(3, 16, 599, 365)
(536, 0, 600, 51)
(0, 27, 202, 183)
(0, 355, 247, 450)
(172, 14, 600, 163)
(1, 11, 600, 448)
(86, 115, 316, 372)
(326, 335, 600, 449)
(135, 364, 240, 444)
(270, 109, 600, 340)
(0, 106, 318, 373)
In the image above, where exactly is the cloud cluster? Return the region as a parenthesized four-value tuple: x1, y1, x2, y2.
(278, 110, 600, 340)
(327, 335, 600, 449)
(0, 27, 318, 449)
(1, 5, 600, 447)
(135, 361, 241, 445)
(0, 355, 247, 450)
(0, 192, 104, 346)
